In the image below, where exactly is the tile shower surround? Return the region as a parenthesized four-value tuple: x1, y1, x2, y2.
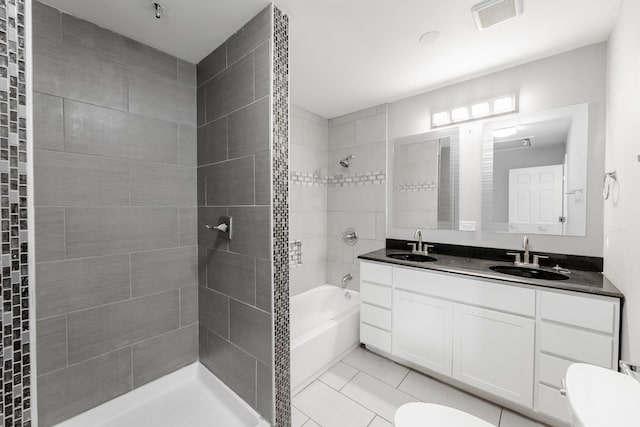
(32, 2, 198, 425)
(289, 105, 388, 296)
(326, 105, 387, 291)
(289, 106, 329, 296)
(196, 5, 291, 424)
(0, 0, 30, 426)
(27, 2, 289, 425)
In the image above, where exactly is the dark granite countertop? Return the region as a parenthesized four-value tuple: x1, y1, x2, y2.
(358, 248, 624, 299)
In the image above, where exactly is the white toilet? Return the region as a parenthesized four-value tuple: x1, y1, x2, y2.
(394, 402, 494, 427)
(565, 363, 640, 427)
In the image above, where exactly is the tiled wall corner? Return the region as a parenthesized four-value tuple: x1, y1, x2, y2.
(289, 106, 328, 296)
(32, 2, 198, 425)
(0, 1, 31, 426)
(196, 4, 283, 424)
(327, 105, 387, 291)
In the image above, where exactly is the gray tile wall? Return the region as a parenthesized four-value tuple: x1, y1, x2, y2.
(196, 5, 274, 423)
(32, 2, 198, 426)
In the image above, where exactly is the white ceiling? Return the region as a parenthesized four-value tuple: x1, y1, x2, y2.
(39, 0, 621, 119)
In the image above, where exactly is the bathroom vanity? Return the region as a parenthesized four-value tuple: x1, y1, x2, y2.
(357, 251, 622, 426)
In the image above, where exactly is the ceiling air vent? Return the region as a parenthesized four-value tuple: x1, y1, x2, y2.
(472, 0, 523, 31)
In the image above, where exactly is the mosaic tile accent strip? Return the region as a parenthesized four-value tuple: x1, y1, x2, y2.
(289, 171, 326, 187)
(272, 6, 290, 427)
(395, 181, 437, 192)
(0, 0, 31, 426)
(289, 240, 302, 269)
(290, 171, 386, 187)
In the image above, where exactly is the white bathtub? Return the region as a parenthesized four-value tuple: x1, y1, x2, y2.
(290, 284, 360, 394)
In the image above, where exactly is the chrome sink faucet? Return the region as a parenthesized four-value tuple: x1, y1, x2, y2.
(507, 235, 548, 268)
(523, 235, 530, 265)
(408, 229, 434, 256)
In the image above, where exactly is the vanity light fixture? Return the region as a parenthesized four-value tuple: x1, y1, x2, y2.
(451, 107, 470, 122)
(471, 102, 491, 118)
(431, 94, 517, 128)
(493, 95, 516, 113)
(432, 111, 451, 126)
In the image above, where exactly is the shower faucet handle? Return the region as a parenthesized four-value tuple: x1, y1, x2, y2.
(205, 216, 233, 240)
(208, 223, 228, 232)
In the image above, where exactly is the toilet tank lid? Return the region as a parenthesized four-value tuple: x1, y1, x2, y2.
(566, 363, 640, 427)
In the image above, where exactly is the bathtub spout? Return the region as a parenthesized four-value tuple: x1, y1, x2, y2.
(341, 273, 353, 288)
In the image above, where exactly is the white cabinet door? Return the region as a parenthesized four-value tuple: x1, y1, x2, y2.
(453, 304, 535, 407)
(392, 290, 453, 376)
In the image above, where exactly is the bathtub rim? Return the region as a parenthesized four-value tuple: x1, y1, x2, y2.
(290, 284, 360, 348)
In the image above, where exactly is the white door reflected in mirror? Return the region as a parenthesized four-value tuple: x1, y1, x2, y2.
(508, 165, 564, 235)
(482, 103, 588, 237)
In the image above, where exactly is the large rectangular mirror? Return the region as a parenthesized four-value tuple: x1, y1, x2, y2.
(389, 127, 460, 231)
(481, 104, 588, 236)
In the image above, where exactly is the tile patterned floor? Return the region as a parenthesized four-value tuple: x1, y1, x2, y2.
(292, 347, 549, 427)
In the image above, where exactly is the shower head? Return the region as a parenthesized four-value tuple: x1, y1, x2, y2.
(339, 155, 355, 168)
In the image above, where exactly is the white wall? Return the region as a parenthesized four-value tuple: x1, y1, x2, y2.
(604, 0, 640, 362)
(387, 43, 607, 256)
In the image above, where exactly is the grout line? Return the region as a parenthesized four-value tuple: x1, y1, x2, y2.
(254, 258, 258, 306)
(127, 159, 131, 206)
(199, 95, 270, 130)
(227, 297, 231, 339)
(33, 145, 183, 167)
(61, 95, 66, 151)
(37, 288, 181, 322)
(254, 358, 258, 408)
(498, 407, 503, 426)
(64, 314, 69, 367)
(128, 253, 132, 299)
(62, 207, 67, 259)
(130, 346, 134, 388)
(177, 125, 181, 166)
(178, 287, 182, 327)
(34, 244, 197, 267)
(397, 369, 411, 390)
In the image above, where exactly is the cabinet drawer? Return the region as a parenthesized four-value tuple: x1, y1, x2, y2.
(361, 323, 391, 353)
(360, 261, 392, 286)
(540, 291, 616, 333)
(540, 322, 613, 368)
(361, 303, 391, 331)
(361, 281, 392, 308)
(393, 266, 535, 317)
(537, 383, 570, 423)
(539, 353, 573, 389)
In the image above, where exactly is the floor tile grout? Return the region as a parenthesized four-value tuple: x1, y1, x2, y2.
(297, 347, 548, 427)
(396, 368, 411, 390)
